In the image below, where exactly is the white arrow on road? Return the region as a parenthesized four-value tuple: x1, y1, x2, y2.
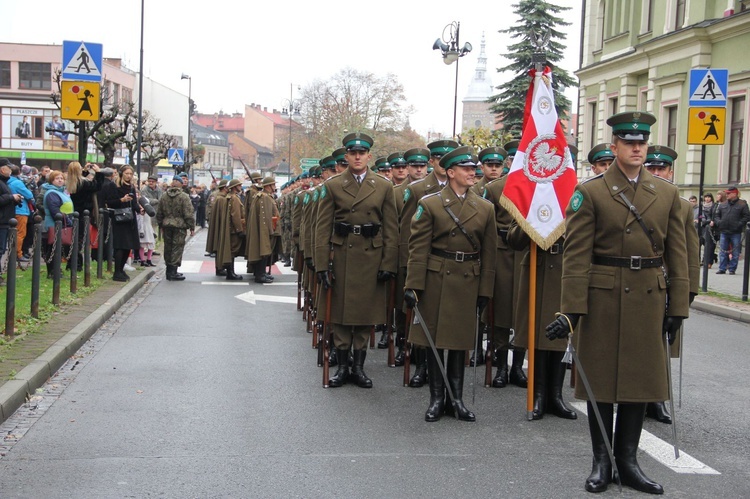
(235, 290, 297, 305)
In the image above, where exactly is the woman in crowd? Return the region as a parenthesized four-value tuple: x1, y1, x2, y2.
(101, 165, 139, 281)
(66, 161, 105, 265)
(701, 193, 719, 267)
(41, 170, 74, 278)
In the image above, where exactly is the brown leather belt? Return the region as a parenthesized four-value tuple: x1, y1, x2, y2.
(431, 249, 480, 262)
(592, 255, 663, 270)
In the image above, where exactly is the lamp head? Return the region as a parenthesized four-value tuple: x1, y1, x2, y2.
(181, 73, 190, 80)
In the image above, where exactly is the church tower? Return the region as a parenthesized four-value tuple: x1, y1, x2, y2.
(461, 32, 497, 132)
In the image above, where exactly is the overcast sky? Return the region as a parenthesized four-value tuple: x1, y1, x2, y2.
(1, 0, 582, 137)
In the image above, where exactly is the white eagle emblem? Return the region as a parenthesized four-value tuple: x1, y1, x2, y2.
(531, 142, 563, 172)
(523, 134, 570, 184)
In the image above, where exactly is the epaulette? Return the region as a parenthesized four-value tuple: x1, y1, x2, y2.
(408, 178, 426, 186)
(581, 173, 604, 184)
(421, 191, 441, 201)
(654, 175, 674, 184)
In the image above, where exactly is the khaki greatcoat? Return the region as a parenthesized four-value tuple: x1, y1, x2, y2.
(314, 169, 398, 325)
(406, 186, 497, 350)
(215, 192, 245, 267)
(561, 164, 690, 403)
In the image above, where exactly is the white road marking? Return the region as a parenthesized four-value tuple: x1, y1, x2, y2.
(177, 261, 203, 273)
(235, 290, 297, 305)
(571, 402, 720, 475)
(201, 282, 250, 286)
(264, 281, 297, 286)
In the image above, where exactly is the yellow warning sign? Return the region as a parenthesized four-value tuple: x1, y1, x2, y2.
(687, 107, 726, 145)
(61, 81, 100, 122)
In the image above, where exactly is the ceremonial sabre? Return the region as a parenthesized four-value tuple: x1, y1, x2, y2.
(473, 307, 480, 404)
(557, 315, 621, 491)
(665, 334, 680, 459)
(678, 324, 684, 408)
(413, 303, 458, 418)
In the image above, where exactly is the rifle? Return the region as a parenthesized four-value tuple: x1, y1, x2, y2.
(485, 298, 495, 387)
(322, 247, 335, 388)
(296, 247, 303, 311)
(207, 166, 216, 182)
(309, 266, 318, 348)
(387, 279, 396, 367)
(238, 158, 253, 180)
(403, 308, 412, 387)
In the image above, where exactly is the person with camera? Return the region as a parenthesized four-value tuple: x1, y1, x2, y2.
(66, 161, 105, 268)
(101, 165, 140, 282)
(41, 170, 74, 279)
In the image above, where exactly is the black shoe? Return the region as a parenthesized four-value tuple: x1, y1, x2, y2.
(409, 348, 428, 387)
(716, 270, 726, 274)
(492, 349, 509, 388)
(425, 348, 445, 422)
(350, 350, 373, 388)
(614, 403, 664, 495)
(547, 351, 577, 420)
(152, 251, 160, 256)
(377, 330, 388, 349)
(328, 349, 350, 387)
(264, 273, 275, 281)
(509, 349, 528, 388)
(729, 271, 736, 275)
(585, 402, 614, 493)
(215, 268, 227, 276)
(113, 273, 128, 282)
(645, 402, 672, 424)
(254, 275, 273, 283)
(226, 264, 243, 280)
(446, 350, 475, 422)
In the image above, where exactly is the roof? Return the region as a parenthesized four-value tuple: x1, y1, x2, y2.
(193, 112, 244, 132)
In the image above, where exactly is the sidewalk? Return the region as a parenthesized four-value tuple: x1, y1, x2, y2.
(692, 257, 750, 321)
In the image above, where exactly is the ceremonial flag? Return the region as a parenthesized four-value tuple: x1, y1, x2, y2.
(499, 66, 577, 251)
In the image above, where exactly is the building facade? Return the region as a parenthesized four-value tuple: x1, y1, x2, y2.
(576, 0, 750, 195)
(461, 33, 497, 133)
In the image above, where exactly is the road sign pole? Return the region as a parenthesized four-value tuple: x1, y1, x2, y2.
(699, 144, 709, 293)
(78, 121, 87, 164)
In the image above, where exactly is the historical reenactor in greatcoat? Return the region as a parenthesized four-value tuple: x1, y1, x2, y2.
(398, 140, 458, 386)
(216, 178, 246, 280)
(246, 176, 281, 283)
(206, 179, 228, 275)
(643, 144, 700, 425)
(546, 112, 689, 495)
(156, 176, 195, 281)
(404, 145, 497, 422)
(314, 132, 398, 388)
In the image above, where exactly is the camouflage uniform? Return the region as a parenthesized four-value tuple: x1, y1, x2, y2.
(155, 184, 195, 273)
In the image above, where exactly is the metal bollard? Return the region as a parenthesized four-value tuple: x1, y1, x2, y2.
(70, 212, 79, 294)
(52, 213, 63, 306)
(83, 210, 91, 287)
(30, 216, 42, 318)
(4, 219, 17, 336)
(97, 208, 105, 279)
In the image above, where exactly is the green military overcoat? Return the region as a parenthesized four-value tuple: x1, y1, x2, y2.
(205, 190, 226, 254)
(247, 191, 280, 263)
(561, 164, 690, 403)
(406, 186, 497, 350)
(314, 169, 398, 325)
(216, 192, 245, 268)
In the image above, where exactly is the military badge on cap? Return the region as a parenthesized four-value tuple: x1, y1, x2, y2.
(606, 111, 656, 141)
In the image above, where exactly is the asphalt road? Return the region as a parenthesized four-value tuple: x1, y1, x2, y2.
(0, 232, 748, 498)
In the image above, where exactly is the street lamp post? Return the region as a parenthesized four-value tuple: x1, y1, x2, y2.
(181, 73, 192, 175)
(433, 21, 472, 139)
(280, 83, 301, 175)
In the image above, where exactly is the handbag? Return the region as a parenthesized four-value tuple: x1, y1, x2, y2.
(47, 226, 73, 246)
(89, 224, 99, 249)
(112, 207, 134, 223)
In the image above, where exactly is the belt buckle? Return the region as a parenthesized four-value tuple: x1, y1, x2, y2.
(352, 225, 361, 235)
(455, 251, 465, 262)
(630, 256, 642, 270)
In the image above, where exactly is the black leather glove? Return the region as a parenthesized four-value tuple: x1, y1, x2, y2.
(377, 270, 396, 282)
(317, 271, 332, 290)
(545, 313, 581, 340)
(663, 316, 683, 345)
(305, 257, 315, 270)
(404, 289, 418, 309)
(476, 296, 489, 314)
(689, 292, 697, 305)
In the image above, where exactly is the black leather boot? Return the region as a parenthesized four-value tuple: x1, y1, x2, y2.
(215, 267, 227, 276)
(394, 334, 405, 367)
(645, 402, 672, 424)
(425, 348, 445, 422)
(614, 403, 664, 495)
(445, 349, 475, 422)
(376, 325, 388, 349)
(585, 401, 614, 493)
(350, 349, 372, 388)
(547, 350, 577, 419)
(409, 347, 428, 387)
(328, 349, 350, 387)
(509, 348, 528, 387)
(492, 349, 509, 388)
(226, 262, 243, 281)
(328, 346, 338, 367)
(532, 349, 548, 420)
(167, 264, 185, 281)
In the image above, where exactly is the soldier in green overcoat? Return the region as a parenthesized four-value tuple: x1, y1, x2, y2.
(404, 146, 497, 422)
(546, 112, 689, 495)
(314, 133, 399, 388)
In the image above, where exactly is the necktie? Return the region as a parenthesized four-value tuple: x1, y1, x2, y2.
(356, 175, 362, 184)
(630, 180, 637, 192)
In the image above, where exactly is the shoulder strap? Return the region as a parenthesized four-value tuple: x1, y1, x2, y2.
(437, 192, 478, 251)
(617, 191, 659, 254)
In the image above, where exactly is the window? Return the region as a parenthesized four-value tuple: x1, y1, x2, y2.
(588, 101, 598, 150)
(113, 83, 120, 105)
(645, 0, 654, 32)
(666, 107, 678, 150)
(609, 96, 619, 118)
(122, 87, 132, 103)
(18, 62, 51, 90)
(0, 61, 9, 88)
(675, 0, 686, 29)
(728, 97, 745, 184)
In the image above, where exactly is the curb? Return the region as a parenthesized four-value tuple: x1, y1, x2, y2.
(0, 268, 156, 423)
(691, 297, 750, 324)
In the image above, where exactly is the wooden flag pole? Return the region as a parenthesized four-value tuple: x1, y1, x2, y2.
(527, 241, 538, 420)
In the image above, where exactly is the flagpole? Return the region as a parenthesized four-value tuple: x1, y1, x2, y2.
(527, 242, 537, 420)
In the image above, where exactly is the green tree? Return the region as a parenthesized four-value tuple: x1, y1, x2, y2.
(488, 0, 577, 136)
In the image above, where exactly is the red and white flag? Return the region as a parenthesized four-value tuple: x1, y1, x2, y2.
(499, 66, 577, 251)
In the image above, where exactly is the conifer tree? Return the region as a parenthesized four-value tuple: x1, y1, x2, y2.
(488, 0, 577, 136)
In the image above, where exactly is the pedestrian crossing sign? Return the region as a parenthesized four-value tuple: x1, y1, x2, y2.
(689, 69, 728, 107)
(167, 148, 185, 165)
(62, 41, 103, 83)
(687, 107, 726, 145)
(60, 81, 101, 122)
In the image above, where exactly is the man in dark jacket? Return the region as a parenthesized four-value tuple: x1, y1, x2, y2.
(713, 185, 750, 275)
(0, 160, 24, 285)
